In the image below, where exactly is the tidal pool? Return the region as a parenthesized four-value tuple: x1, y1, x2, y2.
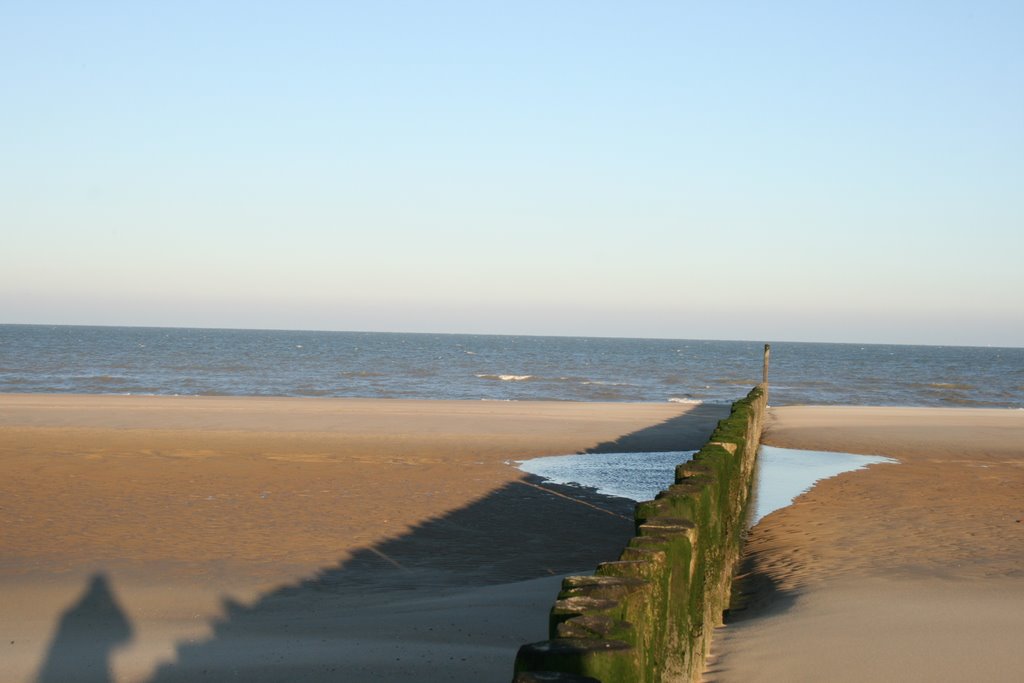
(748, 446, 896, 525)
(515, 451, 697, 503)
(516, 446, 896, 526)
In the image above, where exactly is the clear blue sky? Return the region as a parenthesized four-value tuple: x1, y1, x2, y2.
(3, 1, 1022, 346)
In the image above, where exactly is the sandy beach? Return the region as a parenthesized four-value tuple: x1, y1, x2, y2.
(705, 406, 1024, 682)
(0, 393, 726, 683)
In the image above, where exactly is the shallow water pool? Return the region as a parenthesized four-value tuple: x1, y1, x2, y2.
(748, 446, 896, 525)
(516, 446, 896, 526)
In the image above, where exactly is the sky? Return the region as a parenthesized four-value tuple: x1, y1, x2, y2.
(2, 1, 1022, 346)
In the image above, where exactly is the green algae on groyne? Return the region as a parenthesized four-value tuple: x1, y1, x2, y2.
(513, 384, 768, 682)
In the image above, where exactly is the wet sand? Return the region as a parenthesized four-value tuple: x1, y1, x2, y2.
(705, 406, 1024, 682)
(0, 394, 726, 683)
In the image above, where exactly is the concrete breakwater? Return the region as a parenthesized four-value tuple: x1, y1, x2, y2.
(513, 384, 768, 682)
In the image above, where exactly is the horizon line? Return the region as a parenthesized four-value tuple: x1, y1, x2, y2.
(2, 321, 1020, 351)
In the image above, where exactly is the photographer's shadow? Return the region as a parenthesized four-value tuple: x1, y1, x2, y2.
(36, 573, 133, 683)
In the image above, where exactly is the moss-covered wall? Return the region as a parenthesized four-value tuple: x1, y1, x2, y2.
(513, 384, 768, 683)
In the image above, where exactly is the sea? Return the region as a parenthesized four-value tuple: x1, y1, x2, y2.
(1, 324, 1021, 408)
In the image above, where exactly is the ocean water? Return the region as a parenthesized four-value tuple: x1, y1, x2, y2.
(516, 446, 896, 526)
(0, 324, 1021, 407)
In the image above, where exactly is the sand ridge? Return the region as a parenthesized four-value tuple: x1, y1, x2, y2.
(705, 406, 1024, 682)
(751, 406, 1024, 586)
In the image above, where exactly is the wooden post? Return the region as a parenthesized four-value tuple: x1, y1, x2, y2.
(762, 344, 771, 385)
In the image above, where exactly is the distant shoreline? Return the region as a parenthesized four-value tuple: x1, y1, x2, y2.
(3, 322, 1021, 350)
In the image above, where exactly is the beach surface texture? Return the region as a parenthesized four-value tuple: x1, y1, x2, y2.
(0, 393, 726, 683)
(704, 406, 1024, 683)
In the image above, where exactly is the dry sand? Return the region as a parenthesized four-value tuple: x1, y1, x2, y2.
(0, 394, 726, 683)
(705, 406, 1024, 682)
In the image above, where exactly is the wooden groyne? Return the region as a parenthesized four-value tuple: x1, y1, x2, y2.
(513, 382, 768, 682)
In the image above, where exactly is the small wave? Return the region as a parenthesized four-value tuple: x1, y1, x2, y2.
(584, 389, 632, 400)
(173, 364, 252, 373)
(581, 380, 632, 387)
(76, 375, 123, 384)
(907, 381, 975, 391)
(295, 387, 333, 396)
(668, 397, 704, 405)
(476, 374, 533, 381)
(711, 377, 758, 387)
(78, 381, 166, 395)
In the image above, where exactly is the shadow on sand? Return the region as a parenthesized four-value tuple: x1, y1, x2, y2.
(142, 405, 727, 682)
(36, 573, 133, 683)
(722, 551, 798, 624)
(701, 551, 800, 682)
(584, 403, 730, 454)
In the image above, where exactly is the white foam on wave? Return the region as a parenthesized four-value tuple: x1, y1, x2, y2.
(668, 397, 704, 404)
(476, 373, 533, 381)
